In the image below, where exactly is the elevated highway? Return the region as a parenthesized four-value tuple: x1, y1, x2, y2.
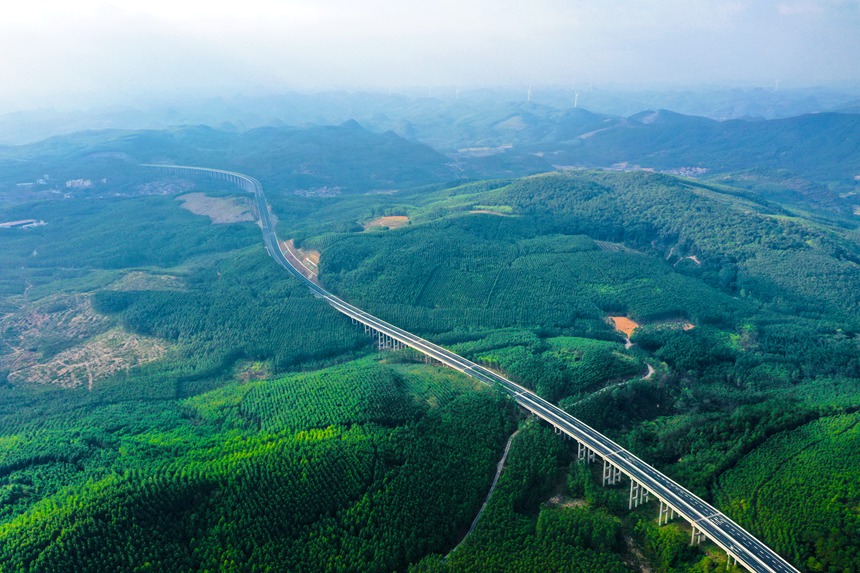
(145, 164, 800, 573)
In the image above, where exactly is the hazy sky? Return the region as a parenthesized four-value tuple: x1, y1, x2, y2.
(2, 0, 858, 112)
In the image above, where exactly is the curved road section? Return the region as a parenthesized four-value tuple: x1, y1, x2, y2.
(145, 164, 800, 573)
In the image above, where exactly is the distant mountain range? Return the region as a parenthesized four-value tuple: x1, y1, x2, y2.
(452, 107, 860, 180)
(1, 86, 857, 146)
(0, 122, 456, 196)
(1, 98, 858, 217)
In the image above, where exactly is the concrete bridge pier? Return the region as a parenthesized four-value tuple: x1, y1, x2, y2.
(726, 553, 736, 570)
(658, 500, 676, 525)
(577, 442, 596, 464)
(602, 459, 622, 486)
(629, 480, 649, 509)
(691, 524, 706, 546)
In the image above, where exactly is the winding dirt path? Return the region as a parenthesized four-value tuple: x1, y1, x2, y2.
(447, 429, 520, 558)
(566, 363, 656, 408)
(644, 363, 655, 380)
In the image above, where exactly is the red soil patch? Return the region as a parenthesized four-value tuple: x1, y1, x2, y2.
(609, 316, 640, 337)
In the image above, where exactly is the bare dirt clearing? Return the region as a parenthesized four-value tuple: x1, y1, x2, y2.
(107, 271, 183, 291)
(177, 193, 255, 224)
(7, 328, 167, 389)
(608, 316, 640, 338)
(545, 495, 588, 509)
(363, 215, 409, 230)
(594, 240, 639, 253)
(234, 360, 271, 383)
(1, 294, 168, 389)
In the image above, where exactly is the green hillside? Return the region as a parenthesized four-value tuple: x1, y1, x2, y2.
(0, 122, 456, 203)
(288, 169, 859, 571)
(1, 132, 858, 572)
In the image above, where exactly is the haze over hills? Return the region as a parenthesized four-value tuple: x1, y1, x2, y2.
(1, 85, 858, 146)
(0, 122, 457, 200)
(4, 101, 857, 219)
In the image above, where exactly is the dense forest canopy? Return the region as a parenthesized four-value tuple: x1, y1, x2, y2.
(1, 116, 858, 572)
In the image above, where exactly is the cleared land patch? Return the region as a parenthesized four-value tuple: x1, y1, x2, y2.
(6, 327, 167, 389)
(469, 205, 514, 216)
(363, 215, 410, 230)
(1, 295, 110, 362)
(1, 295, 167, 389)
(469, 210, 514, 217)
(281, 240, 320, 282)
(107, 270, 183, 291)
(177, 192, 255, 224)
(608, 316, 640, 337)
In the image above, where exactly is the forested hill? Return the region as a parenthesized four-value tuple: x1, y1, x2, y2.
(498, 171, 860, 324)
(0, 121, 457, 196)
(455, 107, 859, 178)
(571, 110, 860, 179)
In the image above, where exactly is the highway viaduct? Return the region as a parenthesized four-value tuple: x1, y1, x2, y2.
(144, 164, 801, 573)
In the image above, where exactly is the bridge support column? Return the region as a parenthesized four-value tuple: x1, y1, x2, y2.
(602, 460, 621, 485)
(690, 525, 705, 546)
(658, 500, 670, 525)
(577, 443, 596, 463)
(629, 481, 649, 509)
